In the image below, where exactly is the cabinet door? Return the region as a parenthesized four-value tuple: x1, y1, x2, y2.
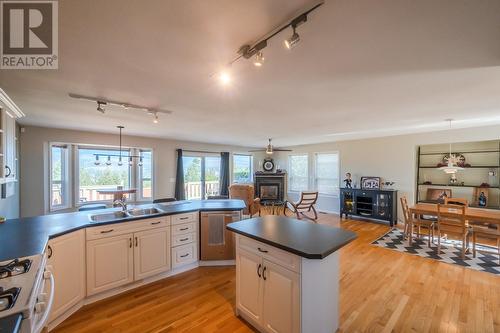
(134, 227, 170, 280)
(236, 248, 264, 326)
(1, 109, 15, 180)
(47, 230, 85, 322)
(86, 233, 134, 296)
(262, 260, 300, 333)
(375, 193, 391, 220)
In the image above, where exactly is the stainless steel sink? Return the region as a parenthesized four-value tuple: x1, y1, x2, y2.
(89, 211, 130, 223)
(127, 208, 162, 216)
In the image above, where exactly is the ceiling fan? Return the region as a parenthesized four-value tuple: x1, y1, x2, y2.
(248, 138, 292, 155)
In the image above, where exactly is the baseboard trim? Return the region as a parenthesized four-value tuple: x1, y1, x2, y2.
(199, 260, 235, 266)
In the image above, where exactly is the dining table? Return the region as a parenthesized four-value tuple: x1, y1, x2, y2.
(409, 203, 500, 225)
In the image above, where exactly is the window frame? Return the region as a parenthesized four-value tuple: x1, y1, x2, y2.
(182, 152, 221, 200)
(136, 148, 154, 201)
(48, 143, 71, 211)
(232, 153, 254, 184)
(287, 154, 309, 193)
(313, 151, 340, 197)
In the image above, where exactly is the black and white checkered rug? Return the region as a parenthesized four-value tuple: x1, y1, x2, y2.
(372, 229, 500, 275)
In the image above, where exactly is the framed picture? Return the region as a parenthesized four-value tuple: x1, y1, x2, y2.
(425, 188, 452, 203)
(360, 177, 380, 190)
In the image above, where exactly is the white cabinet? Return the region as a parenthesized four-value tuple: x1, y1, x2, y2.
(171, 213, 198, 268)
(261, 260, 300, 333)
(47, 230, 85, 323)
(86, 233, 134, 296)
(0, 89, 23, 184)
(236, 248, 263, 324)
(134, 227, 170, 280)
(86, 217, 172, 296)
(236, 248, 300, 333)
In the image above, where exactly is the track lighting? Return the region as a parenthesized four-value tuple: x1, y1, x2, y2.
(253, 52, 265, 67)
(284, 27, 300, 49)
(97, 101, 106, 114)
(153, 113, 159, 124)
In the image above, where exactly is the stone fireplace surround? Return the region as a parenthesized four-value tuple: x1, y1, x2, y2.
(254, 172, 286, 203)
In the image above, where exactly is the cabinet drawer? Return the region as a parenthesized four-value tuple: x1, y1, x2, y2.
(172, 232, 196, 247)
(171, 212, 198, 225)
(172, 243, 197, 268)
(86, 216, 170, 240)
(171, 222, 197, 236)
(237, 235, 301, 273)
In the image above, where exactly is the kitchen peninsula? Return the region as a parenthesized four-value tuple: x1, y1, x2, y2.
(227, 216, 357, 333)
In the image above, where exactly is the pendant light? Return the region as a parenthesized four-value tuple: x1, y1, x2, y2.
(438, 119, 464, 174)
(93, 126, 145, 167)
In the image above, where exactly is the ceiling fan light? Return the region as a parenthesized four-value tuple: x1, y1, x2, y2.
(96, 101, 106, 114)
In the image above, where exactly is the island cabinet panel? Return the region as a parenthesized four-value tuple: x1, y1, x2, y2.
(236, 248, 264, 324)
(86, 233, 134, 296)
(134, 227, 170, 280)
(235, 236, 301, 333)
(47, 230, 85, 323)
(262, 260, 300, 333)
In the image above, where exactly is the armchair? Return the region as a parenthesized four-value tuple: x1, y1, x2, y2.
(229, 184, 261, 217)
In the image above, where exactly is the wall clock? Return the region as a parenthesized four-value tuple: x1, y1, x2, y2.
(263, 158, 275, 172)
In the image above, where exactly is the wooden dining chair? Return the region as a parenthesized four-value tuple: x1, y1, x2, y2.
(444, 197, 469, 206)
(472, 225, 500, 265)
(400, 196, 434, 246)
(436, 204, 472, 259)
(287, 191, 319, 221)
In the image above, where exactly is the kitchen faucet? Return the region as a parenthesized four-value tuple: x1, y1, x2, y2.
(113, 199, 127, 211)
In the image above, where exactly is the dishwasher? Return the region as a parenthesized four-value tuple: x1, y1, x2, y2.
(200, 211, 241, 261)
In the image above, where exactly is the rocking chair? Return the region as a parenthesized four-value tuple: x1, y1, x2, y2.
(286, 191, 319, 221)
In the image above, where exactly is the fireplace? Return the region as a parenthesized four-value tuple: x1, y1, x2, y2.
(254, 172, 286, 203)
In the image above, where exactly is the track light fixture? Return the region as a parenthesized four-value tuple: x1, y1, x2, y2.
(152, 112, 159, 124)
(69, 93, 173, 120)
(253, 51, 265, 67)
(96, 101, 106, 114)
(284, 27, 300, 49)
(215, 1, 323, 79)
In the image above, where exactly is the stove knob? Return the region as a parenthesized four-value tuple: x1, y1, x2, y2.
(38, 293, 48, 302)
(35, 302, 46, 314)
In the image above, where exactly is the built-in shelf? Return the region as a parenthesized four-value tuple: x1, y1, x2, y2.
(419, 165, 500, 169)
(419, 150, 500, 156)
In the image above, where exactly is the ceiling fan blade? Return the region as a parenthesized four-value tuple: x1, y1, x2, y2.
(273, 148, 293, 152)
(248, 149, 266, 152)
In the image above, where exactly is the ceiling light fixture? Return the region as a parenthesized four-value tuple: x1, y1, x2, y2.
(69, 93, 173, 120)
(438, 119, 464, 174)
(96, 101, 106, 114)
(215, 2, 323, 76)
(93, 126, 146, 167)
(218, 70, 231, 85)
(253, 51, 265, 67)
(152, 112, 159, 124)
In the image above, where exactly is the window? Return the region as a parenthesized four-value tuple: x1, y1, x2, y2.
(49, 144, 69, 210)
(139, 150, 152, 200)
(314, 152, 339, 195)
(77, 147, 131, 203)
(233, 154, 253, 183)
(288, 154, 309, 192)
(183, 155, 221, 200)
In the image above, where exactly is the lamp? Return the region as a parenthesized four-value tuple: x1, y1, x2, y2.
(438, 119, 464, 174)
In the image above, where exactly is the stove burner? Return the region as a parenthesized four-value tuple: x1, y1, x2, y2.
(0, 259, 32, 279)
(0, 287, 20, 312)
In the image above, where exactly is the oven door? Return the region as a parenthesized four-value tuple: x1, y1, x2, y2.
(22, 266, 55, 333)
(200, 211, 241, 261)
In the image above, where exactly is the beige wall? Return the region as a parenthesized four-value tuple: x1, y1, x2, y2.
(270, 124, 500, 221)
(19, 126, 253, 217)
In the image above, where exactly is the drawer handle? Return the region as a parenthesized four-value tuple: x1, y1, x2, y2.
(180, 217, 189, 220)
(257, 263, 262, 278)
(100, 229, 114, 234)
(257, 247, 268, 253)
(135, 237, 138, 247)
(180, 253, 189, 258)
(151, 221, 161, 225)
(47, 245, 53, 259)
(179, 238, 189, 242)
(179, 227, 189, 231)
(129, 238, 132, 248)
(262, 266, 267, 280)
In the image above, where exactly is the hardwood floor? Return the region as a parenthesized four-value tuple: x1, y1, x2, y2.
(53, 212, 500, 333)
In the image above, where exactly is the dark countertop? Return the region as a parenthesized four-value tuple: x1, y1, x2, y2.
(0, 200, 245, 261)
(0, 314, 22, 333)
(227, 216, 357, 259)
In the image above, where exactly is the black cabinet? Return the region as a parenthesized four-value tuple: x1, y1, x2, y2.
(340, 188, 397, 226)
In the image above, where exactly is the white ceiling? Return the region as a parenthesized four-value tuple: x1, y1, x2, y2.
(1, 0, 500, 148)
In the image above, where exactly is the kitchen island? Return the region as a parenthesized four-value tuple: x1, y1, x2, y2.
(227, 215, 357, 333)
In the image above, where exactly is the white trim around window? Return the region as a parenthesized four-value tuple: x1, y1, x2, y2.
(288, 153, 309, 192)
(48, 143, 71, 211)
(313, 151, 340, 197)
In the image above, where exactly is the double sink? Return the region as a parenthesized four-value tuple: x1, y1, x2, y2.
(89, 208, 163, 223)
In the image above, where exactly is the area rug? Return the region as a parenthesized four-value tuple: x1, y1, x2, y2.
(372, 229, 500, 275)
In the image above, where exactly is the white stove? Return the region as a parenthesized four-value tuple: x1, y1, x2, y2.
(0, 254, 54, 333)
